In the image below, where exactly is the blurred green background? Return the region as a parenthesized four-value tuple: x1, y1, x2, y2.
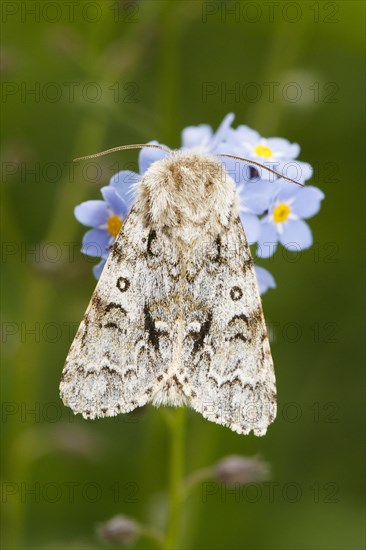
(1, 1, 365, 549)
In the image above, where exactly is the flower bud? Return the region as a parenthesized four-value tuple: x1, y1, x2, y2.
(215, 455, 269, 485)
(97, 515, 140, 546)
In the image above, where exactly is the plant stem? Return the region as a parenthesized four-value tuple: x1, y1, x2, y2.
(164, 407, 186, 550)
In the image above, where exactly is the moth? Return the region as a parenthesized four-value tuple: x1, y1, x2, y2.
(60, 146, 300, 436)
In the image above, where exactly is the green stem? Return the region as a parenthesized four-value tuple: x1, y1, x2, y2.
(164, 407, 186, 550)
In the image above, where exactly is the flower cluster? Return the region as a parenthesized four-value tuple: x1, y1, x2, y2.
(75, 114, 324, 293)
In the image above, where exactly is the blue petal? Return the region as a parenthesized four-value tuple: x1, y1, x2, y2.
(181, 124, 213, 148)
(275, 178, 298, 202)
(138, 141, 171, 174)
(279, 219, 313, 250)
(239, 213, 261, 245)
(256, 222, 278, 258)
(266, 138, 300, 159)
(208, 113, 235, 152)
(74, 201, 109, 228)
(239, 180, 275, 215)
(254, 266, 276, 295)
(217, 150, 253, 186)
(292, 186, 325, 219)
(277, 160, 313, 184)
(101, 186, 128, 218)
(230, 125, 261, 147)
(81, 228, 111, 257)
(109, 170, 140, 209)
(93, 258, 107, 280)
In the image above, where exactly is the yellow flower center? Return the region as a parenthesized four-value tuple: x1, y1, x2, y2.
(107, 215, 122, 237)
(254, 144, 273, 158)
(273, 203, 291, 223)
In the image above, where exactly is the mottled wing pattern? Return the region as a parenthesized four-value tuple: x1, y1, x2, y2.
(60, 207, 181, 419)
(179, 216, 276, 436)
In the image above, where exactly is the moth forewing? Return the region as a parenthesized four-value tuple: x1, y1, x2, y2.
(60, 151, 276, 435)
(60, 207, 180, 418)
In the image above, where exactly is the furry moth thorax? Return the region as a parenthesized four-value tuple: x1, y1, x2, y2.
(137, 152, 238, 245)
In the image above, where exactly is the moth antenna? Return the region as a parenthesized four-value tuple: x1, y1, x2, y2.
(74, 145, 303, 186)
(73, 143, 172, 162)
(217, 153, 304, 186)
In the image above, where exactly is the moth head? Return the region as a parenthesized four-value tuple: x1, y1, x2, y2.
(138, 151, 237, 237)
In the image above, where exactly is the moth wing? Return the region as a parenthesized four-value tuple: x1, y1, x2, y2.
(180, 216, 276, 436)
(60, 207, 180, 419)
